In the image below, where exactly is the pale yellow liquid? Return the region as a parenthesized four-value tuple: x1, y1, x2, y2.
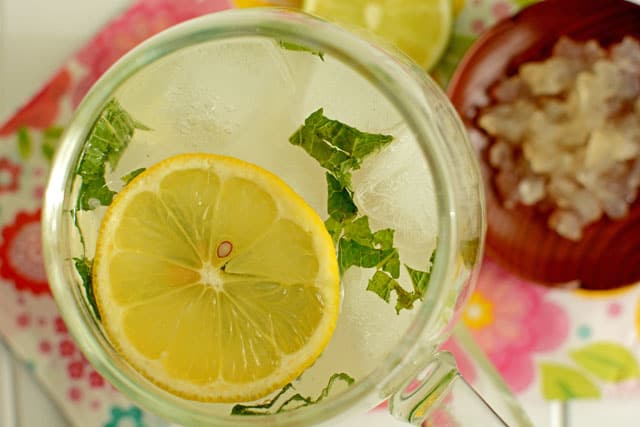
(71, 36, 438, 411)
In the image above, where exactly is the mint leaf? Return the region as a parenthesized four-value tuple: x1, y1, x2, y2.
(75, 98, 148, 210)
(326, 173, 357, 222)
(121, 167, 146, 185)
(338, 238, 396, 273)
(394, 285, 416, 313)
(73, 257, 100, 319)
(381, 249, 400, 278)
(17, 126, 32, 159)
(289, 109, 437, 314)
(405, 264, 431, 296)
(289, 108, 393, 184)
(231, 372, 354, 415)
(461, 238, 479, 268)
(366, 270, 396, 302)
(373, 228, 394, 250)
(324, 217, 343, 245)
(278, 40, 325, 60)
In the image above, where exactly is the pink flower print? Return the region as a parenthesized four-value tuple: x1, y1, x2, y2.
(59, 340, 76, 357)
(54, 317, 68, 334)
(15, 312, 31, 328)
(0, 69, 71, 136)
(88, 371, 105, 388)
(0, 158, 21, 194)
(39, 340, 52, 354)
(0, 210, 49, 294)
(462, 260, 569, 393)
(68, 387, 82, 402)
(72, 0, 231, 106)
(68, 361, 85, 379)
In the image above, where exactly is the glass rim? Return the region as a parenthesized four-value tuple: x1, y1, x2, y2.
(42, 7, 462, 426)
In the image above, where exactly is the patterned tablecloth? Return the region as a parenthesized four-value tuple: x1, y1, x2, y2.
(1, 0, 639, 425)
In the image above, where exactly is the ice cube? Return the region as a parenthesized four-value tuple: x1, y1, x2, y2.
(351, 126, 438, 268)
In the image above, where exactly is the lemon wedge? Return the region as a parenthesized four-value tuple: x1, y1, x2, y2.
(303, 0, 452, 70)
(93, 153, 340, 402)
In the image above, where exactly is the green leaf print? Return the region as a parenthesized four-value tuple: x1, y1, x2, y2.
(539, 363, 600, 400)
(570, 342, 640, 383)
(511, 0, 539, 10)
(17, 127, 33, 159)
(432, 34, 476, 88)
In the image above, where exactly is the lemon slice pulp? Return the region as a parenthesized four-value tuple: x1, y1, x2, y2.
(93, 153, 340, 402)
(304, 0, 453, 70)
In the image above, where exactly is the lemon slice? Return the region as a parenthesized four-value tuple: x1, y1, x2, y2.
(303, 0, 452, 70)
(93, 153, 340, 402)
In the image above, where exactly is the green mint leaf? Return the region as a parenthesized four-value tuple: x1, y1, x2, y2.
(381, 249, 400, 279)
(278, 40, 325, 60)
(231, 373, 354, 415)
(461, 238, 479, 268)
(17, 126, 32, 159)
(338, 238, 396, 273)
(121, 168, 146, 185)
(324, 217, 343, 245)
(405, 264, 430, 296)
(75, 99, 147, 210)
(373, 228, 394, 250)
(366, 270, 396, 302)
(289, 108, 393, 180)
(326, 173, 357, 222)
(73, 257, 100, 319)
(394, 285, 418, 313)
(231, 384, 294, 415)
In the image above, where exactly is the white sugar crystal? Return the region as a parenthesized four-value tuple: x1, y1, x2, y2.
(518, 176, 545, 205)
(492, 76, 530, 103)
(488, 140, 513, 169)
(520, 57, 576, 95)
(548, 209, 583, 241)
(478, 101, 534, 142)
(478, 37, 640, 240)
(611, 37, 640, 76)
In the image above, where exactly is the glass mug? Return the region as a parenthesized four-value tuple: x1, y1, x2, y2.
(43, 8, 532, 427)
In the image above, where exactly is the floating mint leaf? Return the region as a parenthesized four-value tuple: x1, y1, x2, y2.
(461, 238, 479, 268)
(326, 173, 357, 222)
(278, 40, 325, 60)
(73, 257, 100, 319)
(121, 168, 146, 185)
(324, 217, 343, 245)
(75, 99, 148, 210)
(289, 108, 392, 185)
(338, 238, 397, 274)
(366, 270, 396, 303)
(231, 373, 354, 415)
(289, 109, 437, 313)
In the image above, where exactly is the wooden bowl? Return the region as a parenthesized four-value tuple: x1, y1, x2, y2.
(447, 0, 640, 290)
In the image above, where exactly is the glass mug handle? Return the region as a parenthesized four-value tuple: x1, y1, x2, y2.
(389, 325, 535, 426)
